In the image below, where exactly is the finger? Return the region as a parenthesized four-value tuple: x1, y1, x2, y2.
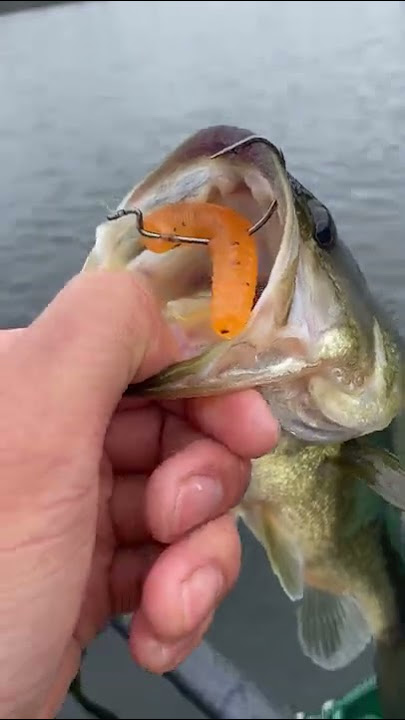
(110, 544, 162, 615)
(115, 396, 156, 413)
(186, 390, 279, 459)
(110, 474, 150, 545)
(108, 391, 279, 473)
(129, 608, 214, 674)
(140, 514, 241, 642)
(160, 413, 204, 459)
(0, 328, 24, 353)
(147, 422, 250, 543)
(105, 404, 163, 473)
(105, 404, 197, 475)
(38, 638, 82, 719)
(10, 271, 182, 444)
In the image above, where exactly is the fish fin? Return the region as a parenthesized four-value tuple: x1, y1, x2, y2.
(239, 503, 304, 601)
(297, 588, 371, 670)
(375, 632, 405, 719)
(344, 441, 405, 513)
(342, 475, 383, 538)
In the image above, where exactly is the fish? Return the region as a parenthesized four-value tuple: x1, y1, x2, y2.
(82, 125, 405, 716)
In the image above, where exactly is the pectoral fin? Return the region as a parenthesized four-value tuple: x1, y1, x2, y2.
(238, 503, 304, 601)
(297, 588, 371, 670)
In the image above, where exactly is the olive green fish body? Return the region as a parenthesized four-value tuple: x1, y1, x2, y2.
(238, 433, 401, 669)
(236, 432, 405, 717)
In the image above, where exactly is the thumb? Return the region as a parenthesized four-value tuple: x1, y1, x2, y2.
(12, 270, 181, 440)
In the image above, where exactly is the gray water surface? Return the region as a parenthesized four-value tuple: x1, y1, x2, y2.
(1, 1, 405, 718)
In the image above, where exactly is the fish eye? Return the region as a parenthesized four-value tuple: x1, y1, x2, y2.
(308, 200, 337, 250)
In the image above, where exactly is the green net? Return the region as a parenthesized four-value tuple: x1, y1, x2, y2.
(299, 677, 381, 719)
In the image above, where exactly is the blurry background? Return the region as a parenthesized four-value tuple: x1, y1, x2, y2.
(1, 1, 404, 717)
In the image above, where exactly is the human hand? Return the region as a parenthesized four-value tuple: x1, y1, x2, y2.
(0, 271, 278, 718)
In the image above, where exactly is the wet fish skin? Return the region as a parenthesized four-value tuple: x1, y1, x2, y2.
(238, 429, 405, 718)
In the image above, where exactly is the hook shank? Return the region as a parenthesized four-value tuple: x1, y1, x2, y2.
(106, 134, 282, 244)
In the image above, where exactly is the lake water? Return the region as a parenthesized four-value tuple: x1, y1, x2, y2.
(1, 1, 405, 718)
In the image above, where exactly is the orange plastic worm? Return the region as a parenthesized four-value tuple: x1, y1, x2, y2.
(141, 202, 258, 339)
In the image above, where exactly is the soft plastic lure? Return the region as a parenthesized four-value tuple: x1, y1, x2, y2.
(140, 201, 258, 339)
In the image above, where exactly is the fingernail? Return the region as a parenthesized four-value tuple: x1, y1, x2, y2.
(182, 565, 223, 629)
(143, 636, 172, 667)
(173, 476, 223, 535)
(142, 635, 186, 672)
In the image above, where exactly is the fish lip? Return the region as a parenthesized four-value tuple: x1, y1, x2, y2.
(83, 125, 298, 357)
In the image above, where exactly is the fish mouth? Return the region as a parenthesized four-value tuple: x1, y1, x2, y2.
(85, 127, 299, 365)
(134, 160, 288, 360)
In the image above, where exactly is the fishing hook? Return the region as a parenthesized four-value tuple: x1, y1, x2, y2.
(106, 207, 208, 246)
(209, 133, 286, 234)
(248, 197, 278, 235)
(106, 134, 282, 243)
(106, 196, 278, 245)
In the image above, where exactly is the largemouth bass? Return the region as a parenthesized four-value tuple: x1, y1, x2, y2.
(83, 125, 405, 716)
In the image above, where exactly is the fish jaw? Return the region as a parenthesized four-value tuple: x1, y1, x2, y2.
(82, 124, 300, 370)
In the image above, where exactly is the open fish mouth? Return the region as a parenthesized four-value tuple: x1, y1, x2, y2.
(84, 126, 298, 362)
(82, 125, 402, 446)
